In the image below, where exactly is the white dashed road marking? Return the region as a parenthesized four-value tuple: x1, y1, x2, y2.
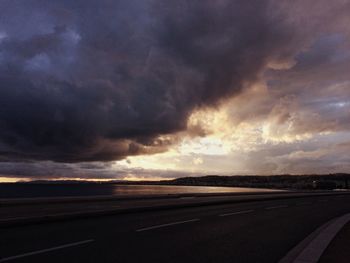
(265, 205, 288, 210)
(136, 219, 200, 232)
(0, 239, 94, 262)
(219, 210, 254, 217)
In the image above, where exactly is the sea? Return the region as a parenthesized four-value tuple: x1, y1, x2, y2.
(0, 183, 282, 199)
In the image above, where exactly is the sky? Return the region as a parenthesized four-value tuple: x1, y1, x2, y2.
(0, 0, 350, 182)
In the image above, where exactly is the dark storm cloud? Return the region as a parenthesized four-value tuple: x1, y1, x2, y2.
(0, 0, 347, 163)
(0, 160, 191, 180)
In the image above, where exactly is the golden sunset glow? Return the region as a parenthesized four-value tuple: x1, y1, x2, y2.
(0, 177, 28, 183)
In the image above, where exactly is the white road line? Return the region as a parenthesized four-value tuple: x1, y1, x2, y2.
(297, 202, 312, 206)
(0, 216, 33, 221)
(89, 205, 120, 208)
(0, 239, 94, 262)
(219, 209, 254, 217)
(136, 219, 200, 232)
(265, 205, 288, 210)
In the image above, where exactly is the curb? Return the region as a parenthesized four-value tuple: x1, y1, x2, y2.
(279, 213, 350, 263)
(1, 192, 350, 228)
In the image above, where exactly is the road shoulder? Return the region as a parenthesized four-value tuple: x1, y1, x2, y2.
(279, 213, 350, 263)
(318, 221, 350, 263)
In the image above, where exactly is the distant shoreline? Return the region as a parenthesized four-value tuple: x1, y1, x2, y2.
(2, 173, 350, 190)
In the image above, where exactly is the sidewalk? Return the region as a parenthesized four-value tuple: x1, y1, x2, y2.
(318, 221, 350, 263)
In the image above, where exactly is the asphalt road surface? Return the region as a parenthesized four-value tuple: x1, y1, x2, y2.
(1, 195, 350, 263)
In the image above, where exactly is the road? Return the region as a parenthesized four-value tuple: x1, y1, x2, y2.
(0, 192, 339, 223)
(1, 194, 350, 263)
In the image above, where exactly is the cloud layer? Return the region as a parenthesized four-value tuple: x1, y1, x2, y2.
(0, 0, 350, 179)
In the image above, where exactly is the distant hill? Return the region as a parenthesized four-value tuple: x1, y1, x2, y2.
(162, 174, 350, 190)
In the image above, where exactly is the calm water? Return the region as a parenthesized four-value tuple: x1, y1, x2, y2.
(0, 184, 282, 199)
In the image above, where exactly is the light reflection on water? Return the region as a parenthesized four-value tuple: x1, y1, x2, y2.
(112, 184, 282, 195)
(0, 184, 283, 199)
